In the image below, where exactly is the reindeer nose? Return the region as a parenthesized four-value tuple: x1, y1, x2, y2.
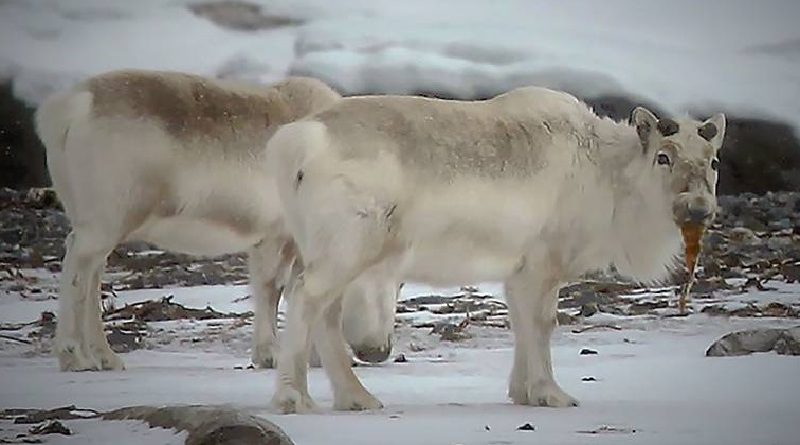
(353, 339, 393, 363)
(687, 206, 712, 224)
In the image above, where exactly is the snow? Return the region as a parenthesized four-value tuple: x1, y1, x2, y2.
(2, 276, 800, 444)
(55, 420, 187, 445)
(1, 316, 799, 444)
(1, 0, 800, 131)
(0, 416, 186, 445)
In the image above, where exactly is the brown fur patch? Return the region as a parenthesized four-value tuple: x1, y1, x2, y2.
(86, 70, 293, 152)
(635, 120, 652, 152)
(318, 96, 553, 179)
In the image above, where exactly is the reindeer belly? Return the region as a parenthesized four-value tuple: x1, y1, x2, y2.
(405, 244, 521, 285)
(129, 163, 279, 256)
(399, 179, 549, 284)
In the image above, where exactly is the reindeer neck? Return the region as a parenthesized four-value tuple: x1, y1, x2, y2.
(596, 121, 682, 283)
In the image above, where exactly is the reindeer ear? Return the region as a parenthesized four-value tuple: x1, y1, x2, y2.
(631, 107, 658, 152)
(656, 118, 679, 137)
(700, 113, 726, 150)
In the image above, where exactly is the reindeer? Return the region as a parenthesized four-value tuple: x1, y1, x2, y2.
(34, 69, 399, 372)
(265, 86, 726, 413)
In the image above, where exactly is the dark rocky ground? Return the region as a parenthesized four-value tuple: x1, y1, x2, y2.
(1, 186, 798, 309)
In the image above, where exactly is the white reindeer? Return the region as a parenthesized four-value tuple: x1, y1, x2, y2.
(34, 69, 399, 372)
(265, 86, 726, 413)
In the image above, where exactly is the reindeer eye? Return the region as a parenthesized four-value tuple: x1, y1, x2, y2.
(711, 158, 720, 171)
(656, 153, 671, 166)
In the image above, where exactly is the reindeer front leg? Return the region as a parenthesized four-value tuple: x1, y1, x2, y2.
(271, 273, 324, 414)
(313, 295, 382, 411)
(505, 270, 578, 407)
(249, 237, 296, 369)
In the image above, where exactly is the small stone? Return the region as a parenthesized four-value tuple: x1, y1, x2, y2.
(706, 328, 785, 356)
(580, 348, 598, 355)
(781, 261, 800, 283)
(626, 300, 668, 315)
(582, 376, 597, 382)
(741, 215, 767, 232)
(769, 218, 792, 231)
(580, 302, 598, 317)
(557, 311, 578, 325)
(393, 354, 408, 363)
(702, 231, 726, 249)
(766, 236, 790, 251)
(774, 328, 800, 356)
(516, 423, 536, 431)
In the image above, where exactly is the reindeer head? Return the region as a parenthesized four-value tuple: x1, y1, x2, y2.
(632, 107, 726, 228)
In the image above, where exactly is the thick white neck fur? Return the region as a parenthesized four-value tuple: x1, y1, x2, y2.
(592, 120, 682, 284)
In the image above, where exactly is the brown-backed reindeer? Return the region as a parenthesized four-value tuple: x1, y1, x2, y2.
(35, 69, 398, 372)
(266, 86, 725, 413)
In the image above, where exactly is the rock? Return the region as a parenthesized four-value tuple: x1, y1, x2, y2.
(29, 420, 71, 436)
(581, 376, 597, 382)
(393, 354, 408, 363)
(516, 422, 536, 431)
(0, 82, 50, 189)
(106, 320, 148, 353)
(557, 311, 579, 325)
(189, 0, 302, 31)
(580, 302, 599, 317)
(9, 406, 100, 424)
(403, 295, 453, 305)
(0, 227, 22, 244)
(706, 328, 800, 356)
(702, 231, 726, 250)
(782, 261, 800, 283)
(728, 227, 756, 243)
(626, 300, 668, 315)
(431, 320, 471, 342)
(104, 405, 295, 445)
(715, 117, 800, 195)
(104, 296, 245, 322)
(579, 348, 598, 355)
(742, 215, 768, 232)
(761, 302, 798, 318)
(769, 218, 793, 231)
(577, 425, 637, 434)
(765, 236, 789, 251)
(774, 328, 800, 355)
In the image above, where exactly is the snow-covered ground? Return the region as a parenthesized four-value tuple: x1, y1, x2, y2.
(1, 0, 799, 130)
(1, 272, 799, 444)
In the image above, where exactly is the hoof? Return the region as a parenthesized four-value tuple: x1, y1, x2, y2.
(333, 389, 384, 411)
(271, 387, 318, 414)
(57, 341, 125, 372)
(510, 380, 579, 407)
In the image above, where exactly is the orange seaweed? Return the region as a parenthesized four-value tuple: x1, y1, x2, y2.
(679, 224, 705, 313)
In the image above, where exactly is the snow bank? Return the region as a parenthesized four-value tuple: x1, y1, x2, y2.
(0, 0, 299, 103)
(290, 0, 800, 126)
(1, 0, 799, 130)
